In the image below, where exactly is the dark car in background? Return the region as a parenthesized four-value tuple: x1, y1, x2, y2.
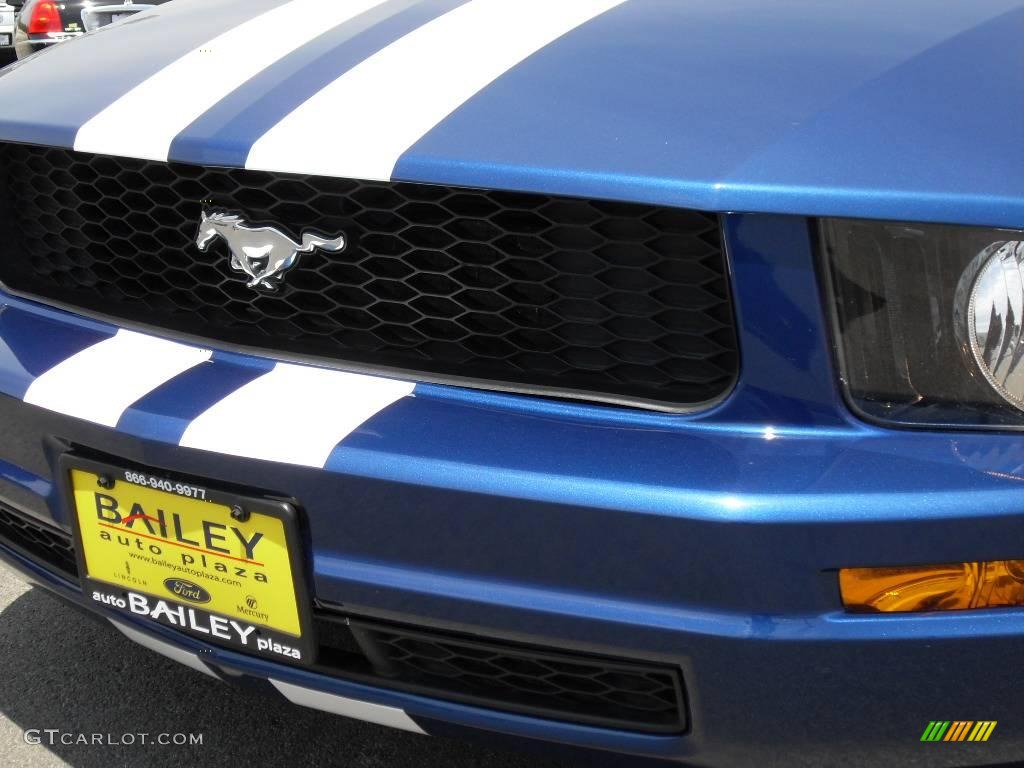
(13, 0, 171, 59)
(0, 3, 14, 65)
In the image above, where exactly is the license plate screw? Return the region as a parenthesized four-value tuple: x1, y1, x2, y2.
(97, 474, 115, 489)
(230, 505, 250, 522)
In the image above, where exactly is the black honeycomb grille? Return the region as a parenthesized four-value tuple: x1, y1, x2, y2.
(0, 143, 737, 409)
(334, 619, 686, 734)
(0, 502, 77, 580)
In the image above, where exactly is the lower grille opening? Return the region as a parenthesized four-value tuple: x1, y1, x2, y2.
(0, 502, 78, 580)
(0, 508, 687, 734)
(314, 614, 687, 734)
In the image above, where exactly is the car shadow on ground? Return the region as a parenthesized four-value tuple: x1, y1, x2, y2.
(0, 585, 589, 768)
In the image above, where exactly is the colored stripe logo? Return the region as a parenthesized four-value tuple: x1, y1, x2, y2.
(920, 721, 997, 742)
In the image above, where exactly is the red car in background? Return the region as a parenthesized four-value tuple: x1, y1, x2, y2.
(11, 0, 172, 60)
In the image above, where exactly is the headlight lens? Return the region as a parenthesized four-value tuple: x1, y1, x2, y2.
(822, 219, 1024, 427)
(961, 240, 1024, 411)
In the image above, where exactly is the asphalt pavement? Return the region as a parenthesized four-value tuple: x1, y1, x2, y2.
(0, 561, 582, 768)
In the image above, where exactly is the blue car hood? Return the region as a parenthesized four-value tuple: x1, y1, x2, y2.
(0, 0, 1021, 228)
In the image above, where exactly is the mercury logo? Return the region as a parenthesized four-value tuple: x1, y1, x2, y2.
(163, 578, 211, 604)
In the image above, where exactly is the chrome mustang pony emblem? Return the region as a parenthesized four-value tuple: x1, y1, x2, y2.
(195, 210, 346, 291)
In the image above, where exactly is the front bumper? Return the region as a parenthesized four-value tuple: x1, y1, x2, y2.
(2, 214, 1024, 766)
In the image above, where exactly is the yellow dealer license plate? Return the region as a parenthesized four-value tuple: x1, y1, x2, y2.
(63, 456, 313, 665)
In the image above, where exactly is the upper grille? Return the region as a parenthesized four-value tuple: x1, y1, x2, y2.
(0, 144, 737, 409)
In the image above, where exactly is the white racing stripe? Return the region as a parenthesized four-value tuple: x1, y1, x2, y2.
(23, 330, 211, 427)
(180, 362, 414, 467)
(111, 619, 220, 679)
(73, 0, 390, 160)
(270, 679, 426, 734)
(247, 0, 626, 180)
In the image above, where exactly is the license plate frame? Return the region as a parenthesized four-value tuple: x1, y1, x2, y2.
(0, 34, 11, 47)
(61, 454, 316, 666)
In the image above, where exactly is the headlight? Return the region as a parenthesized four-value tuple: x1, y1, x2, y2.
(959, 240, 1024, 411)
(821, 219, 1024, 428)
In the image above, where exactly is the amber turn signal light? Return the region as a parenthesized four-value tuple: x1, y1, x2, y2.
(839, 560, 1024, 613)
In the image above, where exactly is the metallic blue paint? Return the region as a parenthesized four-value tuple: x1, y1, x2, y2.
(0, 0, 1022, 762)
(0, 0, 283, 148)
(3, 217, 1024, 764)
(0, 0, 1021, 227)
(168, 0, 468, 167)
(0, 458, 51, 506)
(115, 352, 275, 444)
(394, 0, 1024, 228)
(0, 306, 110, 398)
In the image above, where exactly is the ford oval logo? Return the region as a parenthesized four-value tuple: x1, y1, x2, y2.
(163, 578, 211, 604)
